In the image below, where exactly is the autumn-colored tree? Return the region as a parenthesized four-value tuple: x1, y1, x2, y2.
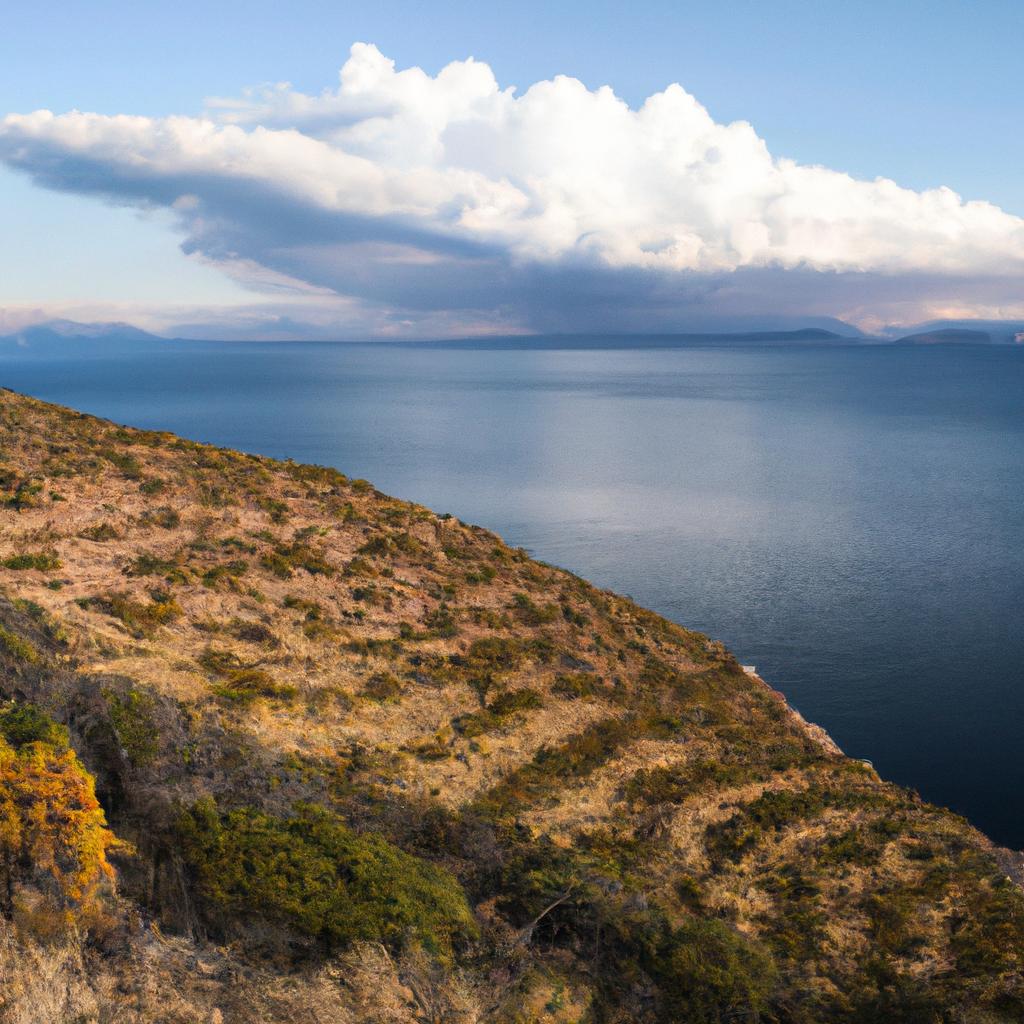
(0, 703, 122, 925)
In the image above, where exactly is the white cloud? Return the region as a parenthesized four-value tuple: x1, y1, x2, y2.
(2, 42, 1023, 336)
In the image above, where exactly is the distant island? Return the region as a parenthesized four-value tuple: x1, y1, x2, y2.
(894, 328, 995, 345)
(1, 389, 1022, 1023)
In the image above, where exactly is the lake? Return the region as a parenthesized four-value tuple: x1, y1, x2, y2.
(3, 339, 1022, 847)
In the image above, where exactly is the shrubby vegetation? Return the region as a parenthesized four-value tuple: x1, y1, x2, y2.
(453, 687, 543, 737)
(177, 799, 477, 956)
(0, 624, 40, 663)
(2, 551, 62, 571)
(103, 686, 161, 766)
(81, 590, 182, 637)
(0, 702, 122, 927)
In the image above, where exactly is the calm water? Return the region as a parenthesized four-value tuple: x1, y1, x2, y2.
(3, 340, 1023, 847)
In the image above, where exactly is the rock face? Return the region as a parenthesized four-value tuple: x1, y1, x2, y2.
(0, 387, 1022, 1024)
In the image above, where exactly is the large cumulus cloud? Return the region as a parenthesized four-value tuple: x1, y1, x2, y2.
(3, 43, 1023, 336)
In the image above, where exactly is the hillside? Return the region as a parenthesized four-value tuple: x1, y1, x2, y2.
(893, 329, 994, 345)
(0, 388, 1022, 1024)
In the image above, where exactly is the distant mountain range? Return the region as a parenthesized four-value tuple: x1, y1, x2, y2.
(886, 319, 1024, 345)
(0, 320, 168, 356)
(2, 318, 1023, 351)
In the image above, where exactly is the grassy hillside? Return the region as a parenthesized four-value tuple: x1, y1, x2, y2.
(0, 388, 1021, 1023)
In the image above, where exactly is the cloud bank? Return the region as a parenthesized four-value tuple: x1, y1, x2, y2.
(3, 43, 1023, 337)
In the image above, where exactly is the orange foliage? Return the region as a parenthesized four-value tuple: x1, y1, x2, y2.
(0, 732, 122, 920)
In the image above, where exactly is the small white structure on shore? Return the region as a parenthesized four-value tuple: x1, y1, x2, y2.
(741, 665, 757, 676)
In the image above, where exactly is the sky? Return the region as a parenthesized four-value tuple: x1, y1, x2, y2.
(1, 0, 1023, 339)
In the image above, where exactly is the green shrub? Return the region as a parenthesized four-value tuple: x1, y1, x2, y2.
(362, 673, 403, 702)
(3, 551, 61, 571)
(456, 637, 524, 676)
(104, 687, 160, 766)
(213, 669, 297, 704)
(202, 560, 249, 588)
(198, 646, 295, 703)
(5, 479, 44, 510)
(705, 780, 876, 864)
(552, 672, 604, 700)
(489, 688, 544, 717)
(649, 918, 777, 1024)
(125, 552, 189, 583)
(257, 496, 289, 523)
(511, 592, 559, 625)
(100, 448, 142, 479)
(177, 800, 477, 956)
(0, 702, 68, 749)
(79, 522, 120, 542)
(283, 594, 322, 616)
(477, 715, 639, 816)
(85, 591, 182, 638)
(624, 759, 756, 808)
(198, 647, 244, 675)
(140, 505, 179, 528)
(423, 603, 458, 638)
(12, 599, 67, 644)
(454, 687, 543, 738)
(261, 541, 336, 579)
(0, 625, 40, 663)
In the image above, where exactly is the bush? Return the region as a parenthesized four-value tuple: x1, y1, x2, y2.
(85, 591, 182, 638)
(552, 672, 604, 700)
(213, 669, 297, 704)
(0, 708, 122, 920)
(455, 637, 524, 678)
(706, 784, 854, 863)
(423, 603, 458, 638)
(104, 687, 160, 766)
(140, 505, 179, 528)
(454, 688, 543, 737)
(198, 647, 296, 703)
(201, 560, 248, 588)
(177, 800, 477, 956)
(0, 703, 68, 749)
(511, 592, 559, 626)
(650, 918, 777, 1024)
(100, 448, 142, 479)
(125, 551, 189, 584)
(228, 620, 279, 646)
(477, 716, 639, 816)
(0, 625, 40, 663)
(5, 479, 44, 510)
(260, 541, 336, 579)
(362, 673, 403, 702)
(2, 552, 61, 571)
(79, 522, 120, 542)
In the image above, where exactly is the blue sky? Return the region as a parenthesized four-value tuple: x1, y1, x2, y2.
(2, 0, 1023, 338)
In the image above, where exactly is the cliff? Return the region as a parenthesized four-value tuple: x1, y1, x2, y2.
(0, 388, 1021, 1023)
